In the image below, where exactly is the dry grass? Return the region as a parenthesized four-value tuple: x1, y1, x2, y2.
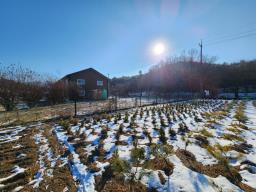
(204, 144, 225, 161)
(38, 124, 77, 191)
(200, 128, 213, 137)
(101, 178, 147, 192)
(0, 123, 78, 191)
(0, 104, 73, 127)
(0, 105, 5, 112)
(0, 98, 147, 127)
(204, 101, 234, 121)
(234, 102, 248, 124)
(227, 126, 242, 134)
(0, 126, 39, 191)
(158, 171, 166, 185)
(175, 149, 251, 190)
(223, 133, 245, 142)
(144, 157, 174, 174)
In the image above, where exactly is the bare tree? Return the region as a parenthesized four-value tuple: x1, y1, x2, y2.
(0, 78, 18, 111)
(22, 81, 45, 107)
(46, 80, 67, 105)
(0, 64, 44, 111)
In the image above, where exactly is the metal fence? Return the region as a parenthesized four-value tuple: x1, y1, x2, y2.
(0, 97, 187, 126)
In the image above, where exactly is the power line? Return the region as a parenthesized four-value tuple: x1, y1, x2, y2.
(205, 32, 256, 46)
(204, 28, 256, 44)
(203, 22, 256, 43)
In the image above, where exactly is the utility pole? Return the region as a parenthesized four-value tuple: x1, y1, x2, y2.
(199, 39, 203, 64)
(199, 39, 203, 98)
(139, 70, 142, 107)
(107, 73, 110, 99)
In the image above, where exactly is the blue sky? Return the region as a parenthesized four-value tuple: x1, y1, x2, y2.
(0, 0, 255, 78)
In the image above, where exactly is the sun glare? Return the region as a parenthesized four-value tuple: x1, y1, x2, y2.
(153, 42, 165, 56)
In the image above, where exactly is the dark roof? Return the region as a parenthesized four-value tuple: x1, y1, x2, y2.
(61, 68, 108, 80)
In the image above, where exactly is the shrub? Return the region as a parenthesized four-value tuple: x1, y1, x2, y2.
(129, 117, 137, 128)
(234, 102, 248, 124)
(150, 144, 174, 159)
(194, 134, 209, 146)
(88, 162, 101, 173)
(143, 130, 152, 145)
(152, 117, 157, 125)
(160, 118, 167, 127)
(114, 117, 118, 124)
(227, 126, 242, 134)
(178, 123, 189, 135)
(70, 117, 79, 125)
(205, 145, 223, 161)
(200, 128, 213, 137)
(169, 129, 176, 139)
(130, 147, 145, 164)
(194, 115, 202, 122)
(159, 128, 167, 144)
(100, 129, 108, 140)
(167, 115, 172, 124)
(93, 119, 98, 125)
(118, 124, 124, 134)
(234, 110, 247, 124)
(110, 151, 130, 174)
(58, 119, 70, 130)
(117, 113, 122, 120)
(124, 112, 129, 123)
(172, 115, 177, 122)
(146, 109, 149, 116)
(223, 133, 245, 142)
(140, 110, 144, 118)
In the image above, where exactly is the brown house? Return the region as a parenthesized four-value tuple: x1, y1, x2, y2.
(62, 68, 109, 100)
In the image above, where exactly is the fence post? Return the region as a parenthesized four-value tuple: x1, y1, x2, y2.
(16, 110, 20, 122)
(134, 98, 137, 108)
(115, 96, 118, 111)
(74, 100, 77, 117)
(140, 94, 142, 107)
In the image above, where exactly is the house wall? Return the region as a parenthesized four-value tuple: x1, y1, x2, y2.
(65, 69, 108, 100)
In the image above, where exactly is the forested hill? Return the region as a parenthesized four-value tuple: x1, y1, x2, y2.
(111, 60, 256, 96)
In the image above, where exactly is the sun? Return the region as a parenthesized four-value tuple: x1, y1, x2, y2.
(153, 42, 166, 55)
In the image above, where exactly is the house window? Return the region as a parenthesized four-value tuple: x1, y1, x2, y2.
(79, 90, 85, 97)
(77, 79, 85, 87)
(97, 80, 103, 86)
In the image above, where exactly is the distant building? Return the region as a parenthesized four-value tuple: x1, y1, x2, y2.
(62, 68, 109, 100)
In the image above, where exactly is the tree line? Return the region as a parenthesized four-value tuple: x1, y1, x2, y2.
(111, 51, 256, 97)
(1, 51, 255, 111)
(0, 64, 79, 111)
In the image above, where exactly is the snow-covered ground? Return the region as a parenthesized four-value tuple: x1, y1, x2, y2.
(1, 100, 256, 191)
(29, 124, 59, 188)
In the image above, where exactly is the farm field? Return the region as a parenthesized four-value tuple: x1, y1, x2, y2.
(0, 100, 256, 192)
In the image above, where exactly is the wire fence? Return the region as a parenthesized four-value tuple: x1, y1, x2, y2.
(0, 97, 189, 127)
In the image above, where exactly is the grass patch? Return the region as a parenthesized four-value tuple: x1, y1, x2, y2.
(144, 157, 174, 173)
(222, 133, 245, 142)
(204, 145, 224, 161)
(200, 128, 213, 137)
(227, 126, 242, 134)
(234, 102, 248, 124)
